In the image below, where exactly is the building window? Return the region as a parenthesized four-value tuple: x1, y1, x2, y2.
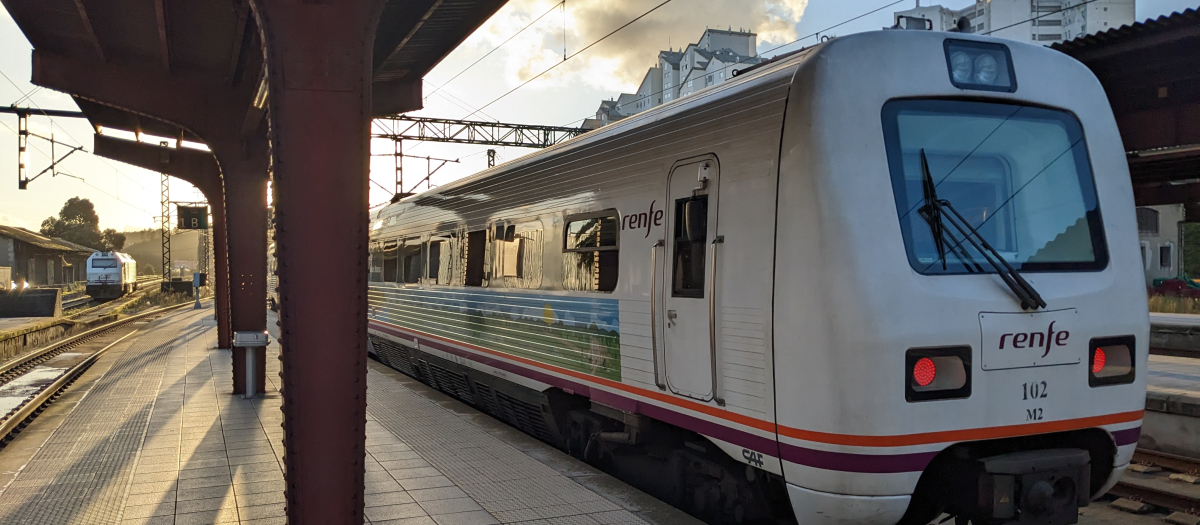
(706, 74, 713, 84)
(562, 211, 619, 292)
(1140, 241, 1149, 270)
(1160, 243, 1174, 271)
(687, 80, 693, 88)
(1136, 207, 1160, 235)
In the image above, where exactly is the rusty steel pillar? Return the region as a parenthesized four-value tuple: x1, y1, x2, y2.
(216, 139, 270, 396)
(211, 197, 233, 350)
(252, 0, 382, 522)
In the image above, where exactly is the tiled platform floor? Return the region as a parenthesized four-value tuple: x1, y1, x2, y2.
(0, 305, 699, 525)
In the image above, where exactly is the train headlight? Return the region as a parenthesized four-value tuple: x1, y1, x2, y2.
(944, 39, 1016, 93)
(949, 52, 973, 83)
(973, 53, 999, 85)
(906, 346, 972, 402)
(1088, 336, 1135, 387)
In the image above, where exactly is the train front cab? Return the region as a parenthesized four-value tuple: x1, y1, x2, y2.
(771, 31, 1147, 524)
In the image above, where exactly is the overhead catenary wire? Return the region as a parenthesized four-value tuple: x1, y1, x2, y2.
(1, 67, 154, 193)
(553, 0, 907, 128)
(461, 0, 677, 120)
(424, 0, 566, 103)
(0, 108, 155, 217)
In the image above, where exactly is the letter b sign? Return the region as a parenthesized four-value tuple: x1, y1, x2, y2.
(177, 206, 209, 230)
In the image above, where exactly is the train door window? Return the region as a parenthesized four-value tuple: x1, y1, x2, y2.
(497, 222, 543, 289)
(428, 240, 443, 283)
(562, 211, 619, 292)
(1160, 243, 1174, 272)
(382, 241, 399, 282)
(465, 230, 486, 287)
(671, 195, 708, 298)
(401, 240, 424, 284)
(369, 243, 383, 282)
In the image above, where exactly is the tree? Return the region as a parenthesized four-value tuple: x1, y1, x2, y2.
(40, 197, 108, 251)
(101, 229, 126, 251)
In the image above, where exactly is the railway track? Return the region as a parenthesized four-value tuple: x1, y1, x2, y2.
(1150, 346, 1200, 359)
(61, 295, 93, 310)
(1109, 449, 1200, 516)
(0, 303, 189, 446)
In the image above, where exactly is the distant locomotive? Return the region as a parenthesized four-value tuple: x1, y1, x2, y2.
(85, 252, 138, 300)
(366, 29, 1147, 525)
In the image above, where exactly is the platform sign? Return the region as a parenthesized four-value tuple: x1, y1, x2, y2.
(177, 205, 208, 230)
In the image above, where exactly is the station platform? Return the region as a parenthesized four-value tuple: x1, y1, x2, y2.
(0, 305, 700, 525)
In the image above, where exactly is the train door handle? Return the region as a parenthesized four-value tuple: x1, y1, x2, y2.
(666, 310, 677, 327)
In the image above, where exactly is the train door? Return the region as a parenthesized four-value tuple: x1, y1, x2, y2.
(661, 157, 720, 401)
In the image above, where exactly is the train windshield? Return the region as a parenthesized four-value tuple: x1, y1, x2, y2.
(882, 99, 1108, 275)
(91, 258, 119, 268)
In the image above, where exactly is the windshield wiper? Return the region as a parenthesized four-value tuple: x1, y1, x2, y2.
(916, 149, 1046, 310)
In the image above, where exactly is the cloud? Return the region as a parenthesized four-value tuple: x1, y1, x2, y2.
(0, 213, 31, 229)
(465, 0, 809, 93)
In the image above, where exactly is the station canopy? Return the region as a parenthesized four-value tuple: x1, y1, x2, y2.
(4, 0, 507, 141)
(1052, 9, 1200, 206)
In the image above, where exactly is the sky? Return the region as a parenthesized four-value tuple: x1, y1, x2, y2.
(1, 0, 1196, 232)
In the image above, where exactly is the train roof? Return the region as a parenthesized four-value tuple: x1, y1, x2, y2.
(374, 40, 821, 223)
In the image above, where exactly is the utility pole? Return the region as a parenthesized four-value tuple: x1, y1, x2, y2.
(160, 141, 170, 287)
(16, 112, 26, 189)
(487, 149, 496, 168)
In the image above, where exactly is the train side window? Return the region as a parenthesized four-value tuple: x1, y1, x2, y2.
(368, 244, 383, 282)
(428, 234, 456, 285)
(562, 211, 619, 292)
(672, 196, 708, 298)
(401, 240, 424, 284)
(496, 222, 543, 289)
(382, 241, 399, 282)
(465, 230, 486, 286)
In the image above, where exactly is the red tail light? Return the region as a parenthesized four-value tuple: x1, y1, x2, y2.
(1088, 336, 1135, 387)
(1091, 348, 1106, 374)
(913, 357, 937, 386)
(906, 346, 971, 402)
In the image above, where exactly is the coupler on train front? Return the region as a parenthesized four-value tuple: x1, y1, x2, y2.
(900, 429, 1117, 525)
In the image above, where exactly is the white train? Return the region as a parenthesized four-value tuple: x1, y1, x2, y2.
(85, 251, 138, 300)
(267, 243, 279, 311)
(366, 29, 1147, 525)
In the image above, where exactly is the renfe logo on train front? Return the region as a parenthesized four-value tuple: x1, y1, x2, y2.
(979, 309, 1081, 370)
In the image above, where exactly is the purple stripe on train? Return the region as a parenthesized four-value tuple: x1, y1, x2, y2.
(369, 321, 1142, 475)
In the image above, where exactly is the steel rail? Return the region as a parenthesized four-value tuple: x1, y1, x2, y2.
(0, 302, 191, 443)
(1108, 449, 1200, 513)
(1150, 346, 1200, 359)
(1109, 482, 1200, 514)
(1134, 449, 1200, 473)
(0, 301, 189, 382)
(62, 296, 93, 309)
